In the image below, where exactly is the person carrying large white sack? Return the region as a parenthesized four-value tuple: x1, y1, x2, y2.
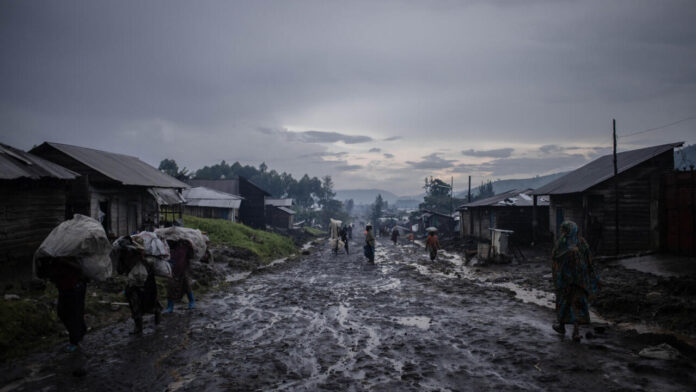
(34, 214, 112, 352)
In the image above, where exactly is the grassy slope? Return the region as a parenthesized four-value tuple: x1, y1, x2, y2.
(183, 215, 297, 262)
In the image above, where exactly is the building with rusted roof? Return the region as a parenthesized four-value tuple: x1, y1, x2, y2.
(0, 143, 79, 277)
(532, 142, 683, 255)
(30, 142, 187, 237)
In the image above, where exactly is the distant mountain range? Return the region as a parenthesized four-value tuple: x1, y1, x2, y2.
(454, 171, 569, 199)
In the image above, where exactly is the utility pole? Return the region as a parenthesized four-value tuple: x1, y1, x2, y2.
(467, 176, 471, 203)
(613, 119, 619, 256)
(450, 176, 454, 216)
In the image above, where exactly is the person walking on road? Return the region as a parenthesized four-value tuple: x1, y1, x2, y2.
(340, 225, 350, 254)
(49, 259, 87, 352)
(551, 220, 600, 342)
(165, 239, 196, 313)
(391, 226, 399, 245)
(364, 224, 376, 263)
(425, 231, 440, 261)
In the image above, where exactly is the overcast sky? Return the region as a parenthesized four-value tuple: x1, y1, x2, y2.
(2, 0, 695, 195)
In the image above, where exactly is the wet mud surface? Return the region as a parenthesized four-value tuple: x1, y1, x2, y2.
(2, 235, 695, 391)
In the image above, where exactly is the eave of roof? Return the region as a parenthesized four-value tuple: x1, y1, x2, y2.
(532, 142, 683, 196)
(38, 142, 189, 188)
(0, 143, 79, 180)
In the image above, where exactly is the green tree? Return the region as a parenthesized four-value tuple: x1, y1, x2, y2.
(344, 199, 354, 213)
(158, 159, 179, 177)
(419, 177, 462, 213)
(474, 180, 494, 201)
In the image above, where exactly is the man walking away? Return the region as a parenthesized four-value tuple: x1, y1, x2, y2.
(425, 231, 440, 261)
(165, 239, 196, 312)
(340, 225, 350, 254)
(391, 226, 399, 245)
(50, 258, 87, 352)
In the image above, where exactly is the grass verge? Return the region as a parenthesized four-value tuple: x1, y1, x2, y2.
(182, 215, 297, 262)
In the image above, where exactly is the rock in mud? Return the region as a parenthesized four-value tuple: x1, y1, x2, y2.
(639, 343, 681, 360)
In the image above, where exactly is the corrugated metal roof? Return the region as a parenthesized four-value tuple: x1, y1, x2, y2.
(0, 143, 79, 180)
(532, 142, 683, 195)
(182, 186, 242, 209)
(276, 206, 296, 215)
(148, 187, 186, 205)
(265, 198, 293, 207)
(458, 189, 549, 209)
(35, 142, 188, 188)
(187, 179, 240, 195)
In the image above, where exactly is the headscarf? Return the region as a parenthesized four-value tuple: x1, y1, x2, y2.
(560, 221, 578, 247)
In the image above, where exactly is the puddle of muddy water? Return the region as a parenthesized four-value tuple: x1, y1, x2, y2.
(394, 316, 431, 330)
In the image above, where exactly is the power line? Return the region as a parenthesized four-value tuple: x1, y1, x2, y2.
(619, 115, 696, 139)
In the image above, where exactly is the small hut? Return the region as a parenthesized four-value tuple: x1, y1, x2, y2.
(183, 186, 242, 221)
(265, 198, 296, 229)
(30, 142, 188, 237)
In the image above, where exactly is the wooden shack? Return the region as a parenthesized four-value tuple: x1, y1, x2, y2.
(30, 142, 188, 237)
(457, 189, 550, 245)
(532, 142, 682, 255)
(420, 209, 456, 236)
(187, 177, 271, 229)
(183, 186, 242, 221)
(0, 143, 79, 277)
(265, 198, 295, 229)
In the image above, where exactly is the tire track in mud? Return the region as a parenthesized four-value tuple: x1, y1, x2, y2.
(2, 236, 695, 391)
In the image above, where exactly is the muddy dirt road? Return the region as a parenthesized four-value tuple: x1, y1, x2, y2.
(3, 235, 695, 391)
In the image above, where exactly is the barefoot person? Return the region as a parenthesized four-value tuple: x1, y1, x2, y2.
(551, 221, 600, 342)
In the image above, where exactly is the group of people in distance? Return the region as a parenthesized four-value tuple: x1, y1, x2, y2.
(362, 224, 441, 263)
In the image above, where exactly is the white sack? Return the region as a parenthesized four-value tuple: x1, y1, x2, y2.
(155, 226, 207, 261)
(132, 231, 170, 258)
(34, 214, 113, 281)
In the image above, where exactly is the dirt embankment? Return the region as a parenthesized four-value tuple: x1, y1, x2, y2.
(439, 242, 696, 340)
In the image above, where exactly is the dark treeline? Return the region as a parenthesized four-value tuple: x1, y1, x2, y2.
(159, 159, 351, 224)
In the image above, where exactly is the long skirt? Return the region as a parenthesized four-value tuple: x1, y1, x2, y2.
(57, 283, 87, 345)
(126, 273, 161, 320)
(555, 285, 590, 325)
(167, 273, 192, 301)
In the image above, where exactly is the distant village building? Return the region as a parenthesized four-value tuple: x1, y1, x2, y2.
(187, 177, 271, 229)
(532, 142, 683, 256)
(183, 186, 242, 221)
(420, 209, 456, 236)
(457, 189, 550, 244)
(30, 142, 188, 237)
(265, 198, 296, 229)
(0, 143, 79, 277)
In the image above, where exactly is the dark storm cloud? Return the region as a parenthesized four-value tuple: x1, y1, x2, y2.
(258, 128, 372, 144)
(539, 144, 612, 158)
(461, 148, 514, 158)
(1, 0, 695, 196)
(383, 153, 395, 159)
(368, 148, 381, 153)
(406, 153, 457, 170)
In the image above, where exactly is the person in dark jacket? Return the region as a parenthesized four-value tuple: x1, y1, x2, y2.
(50, 258, 87, 352)
(165, 239, 195, 313)
(340, 225, 350, 254)
(391, 226, 399, 245)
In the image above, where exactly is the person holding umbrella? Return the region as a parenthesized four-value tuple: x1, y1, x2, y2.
(425, 228, 440, 261)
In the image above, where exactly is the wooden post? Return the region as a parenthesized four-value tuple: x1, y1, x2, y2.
(467, 176, 471, 203)
(613, 119, 620, 256)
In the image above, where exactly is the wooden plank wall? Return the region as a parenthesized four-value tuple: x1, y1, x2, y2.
(0, 180, 68, 278)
